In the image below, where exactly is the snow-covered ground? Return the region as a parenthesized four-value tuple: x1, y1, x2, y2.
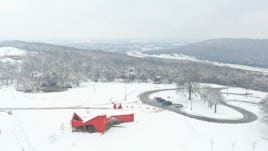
(0, 82, 268, 151)
(0, 47, 26, 57)
(0, 47, 26, 63)
(127, 50, 199, 61)
(0, 83, 174, 108)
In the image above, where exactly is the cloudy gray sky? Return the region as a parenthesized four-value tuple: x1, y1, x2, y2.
(0, 0, 268, 41)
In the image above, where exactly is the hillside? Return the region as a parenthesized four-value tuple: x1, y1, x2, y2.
(1, 41, 268, 92)
(145, 39, 268, 68)
(0, 40, 88, 53)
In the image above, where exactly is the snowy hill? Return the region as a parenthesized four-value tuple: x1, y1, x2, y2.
(1, 41, 268, 92)
(145, 38, 268, 68)
(0, 40, 88, 53)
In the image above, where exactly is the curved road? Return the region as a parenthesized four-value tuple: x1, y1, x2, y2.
(139, 88, 257, 124)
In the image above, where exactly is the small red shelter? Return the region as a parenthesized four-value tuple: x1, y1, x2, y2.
(71, 112, 134, 133)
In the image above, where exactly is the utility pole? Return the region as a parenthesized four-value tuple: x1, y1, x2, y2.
(189, 84, 192, 100)
(124, 71, 127, 102)
(124, 82, 126, 101)
(189, 84, 193, 110)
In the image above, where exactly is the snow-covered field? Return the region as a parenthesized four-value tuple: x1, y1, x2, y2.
(0, 82, 268, 151)
(0, 47, 26, 63)
(0, 47, 26, 57)
(127, 50, 199, 61)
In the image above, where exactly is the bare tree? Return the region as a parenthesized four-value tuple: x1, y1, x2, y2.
(196, 86, 210, 103)
(196, 86, 224, 113)
(207, 89, 224, 113)
(176, 82, 200, 110)
(176, 68, 201, 101)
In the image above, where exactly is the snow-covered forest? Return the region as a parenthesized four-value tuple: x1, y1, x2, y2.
(1, 41, 268, 92)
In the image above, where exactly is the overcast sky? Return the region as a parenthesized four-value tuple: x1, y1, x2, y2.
(0, 0, 268, 41)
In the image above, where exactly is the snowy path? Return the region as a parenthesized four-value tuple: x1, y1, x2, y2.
(0, 106, 110, 110)
(139, 88, 257, 123)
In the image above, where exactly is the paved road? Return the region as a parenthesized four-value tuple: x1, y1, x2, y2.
(226, 100, 259, 105)
(139, 88, 257, 124)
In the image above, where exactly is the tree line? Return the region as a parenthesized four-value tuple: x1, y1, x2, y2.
(0, 42, 268, 93)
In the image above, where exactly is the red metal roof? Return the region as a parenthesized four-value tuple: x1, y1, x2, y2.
(71, 112, 134, 132)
